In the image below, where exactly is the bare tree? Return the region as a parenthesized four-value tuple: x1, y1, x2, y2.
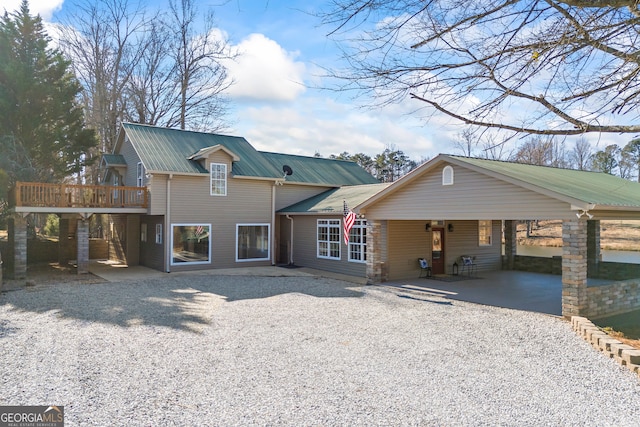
(167, 0, 233, 131)
(511, 136, 566, 167)
(321, 1, 640, 138)
(453, 128, 478, 157)
(57, 0, 151, 157)
(569, 137, 593, 170)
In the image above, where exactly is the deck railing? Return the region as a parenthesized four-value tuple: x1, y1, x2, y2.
(12, 182, 148, 209)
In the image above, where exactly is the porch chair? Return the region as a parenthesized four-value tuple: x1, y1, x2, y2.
(418, 258, 432, 278)
(460, 256, 477, 276)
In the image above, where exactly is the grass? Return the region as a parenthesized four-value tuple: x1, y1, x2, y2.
(594, 309, 640, 349)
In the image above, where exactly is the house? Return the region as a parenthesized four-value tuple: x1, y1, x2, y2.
(8, 123, 640, 319)
(101, 123, 380, 273)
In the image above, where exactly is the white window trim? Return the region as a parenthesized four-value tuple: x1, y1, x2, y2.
(317, 219, 341, 260)
(479, 220, 492, 246)
(442, 165, 454, 185)
(348, 219, 367, 263)
(235, 223, 271, 262)
(170, 223, 212, 266)
(210, 163, 227, 196)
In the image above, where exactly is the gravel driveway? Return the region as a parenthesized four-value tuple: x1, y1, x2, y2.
(1, 272, 639, 426)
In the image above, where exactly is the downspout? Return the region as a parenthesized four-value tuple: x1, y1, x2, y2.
(165, 173, 173, 273)
(286, 214, 294, 265)
(272, 183, 277, 266)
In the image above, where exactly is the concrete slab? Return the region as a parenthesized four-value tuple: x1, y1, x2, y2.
(381, 270, 565, 316)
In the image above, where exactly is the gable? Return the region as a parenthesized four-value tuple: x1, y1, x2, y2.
(361, 162, 578, 220)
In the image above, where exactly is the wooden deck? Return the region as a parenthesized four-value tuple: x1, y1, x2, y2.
(11, 181, 148, 213)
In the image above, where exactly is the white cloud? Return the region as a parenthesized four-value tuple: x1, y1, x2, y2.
(2, 0, 63, 20)
(225, 33, 306, 102)
(229, 96, 437, 161)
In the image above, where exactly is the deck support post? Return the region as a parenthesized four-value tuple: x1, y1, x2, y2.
(76, 219, 89, 274)
(58, 217, 71, 266)
(7, 215, 27, 280)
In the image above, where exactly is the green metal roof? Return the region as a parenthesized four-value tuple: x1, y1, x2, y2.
(449, 155, 640, 208)
(121, 123, 282, 178)
(261, 152, 380, 186)
(279, 183, 390, 214)
(101, 154, 126, 167)
(120, 123, 379, 186)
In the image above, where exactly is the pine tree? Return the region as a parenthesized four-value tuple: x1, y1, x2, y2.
(0, 0, 96, 184)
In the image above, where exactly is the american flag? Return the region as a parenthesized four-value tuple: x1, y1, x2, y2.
(343, 200, 357, 245)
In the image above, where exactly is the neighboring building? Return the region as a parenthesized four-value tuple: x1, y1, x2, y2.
(101, 123, 380, 273)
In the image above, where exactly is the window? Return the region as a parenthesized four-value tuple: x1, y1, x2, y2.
(210, 163, 227, 196)
(155, 224, 163, 244)
(479, 220, 492, 246)
(141, 223, 147, 242)
(348, 219, 367, 263)
(113, 174, 119, 200)
(317, 219, 341, 259)
(171, 224, 210, 265)
(442, 165, 454, 185)
(236, 224, 270, 262)
(136, 162, 145, 187)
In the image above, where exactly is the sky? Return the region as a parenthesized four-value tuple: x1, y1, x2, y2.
(1, 0, 634, 162)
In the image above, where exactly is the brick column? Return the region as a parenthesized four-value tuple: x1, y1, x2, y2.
(76, 219, 90, 274)
(562, 218, 588, 318)
(58, 217, 70, 265)
(366, 220, 387, 283)
(504, 220, 517, 270)
(8, 216, 27, 280)
(587, 220, 601, 278)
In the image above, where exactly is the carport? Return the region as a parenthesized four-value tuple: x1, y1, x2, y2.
(357, 155, 640, 318)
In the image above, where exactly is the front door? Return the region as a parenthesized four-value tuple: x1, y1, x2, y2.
(431, 228, 445, 274)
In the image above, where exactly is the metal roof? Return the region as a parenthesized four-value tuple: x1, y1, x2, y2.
(120, 123, 379, 186)
(101, 154, 126, 167)
(358, 154, 640, 212)
(121, 123, 282, 178)
(450, 156, 640, 208)
(278, 183, 390, 214)
(261, 152, 380, 186)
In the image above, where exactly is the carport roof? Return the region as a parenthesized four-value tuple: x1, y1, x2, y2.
(357, 154, 640, 212)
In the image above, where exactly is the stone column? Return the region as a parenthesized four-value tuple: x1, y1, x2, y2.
(504, 220, 517, 270)
(76, 219, 89, 274)
(587, 219, 601, 278)
(562, 218, 588, 318)
(366, 220, 387, 283)
(58, 217, 70, 266)
(8, 216, 27, 280)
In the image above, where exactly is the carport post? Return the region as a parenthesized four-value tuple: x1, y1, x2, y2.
(504, 220, 517, 270)
(366, 220, 387, 283)
(561, 218, 588, 317)
(587, 220, 601, 277)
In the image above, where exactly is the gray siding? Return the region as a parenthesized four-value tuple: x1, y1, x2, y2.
(286, 215, 367, 277)
(120, 137, 140, 187)
(140, 215, 165, 270)
(385, 220, 502, 280)
(148, 174, 167, 215)
(364, 163, 573, 220)
(167, 171, 274, 271)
